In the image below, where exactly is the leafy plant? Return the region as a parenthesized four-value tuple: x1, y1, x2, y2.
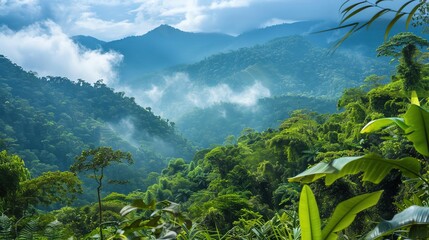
(299, 185, 382, 240)
(112, 199, 192, 239)
(291, 93, 429, 238)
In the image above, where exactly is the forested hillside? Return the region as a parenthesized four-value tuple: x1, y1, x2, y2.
(0, 55, 194, 190)
(8, 45, 425, 238)
(1, 2, 429, 236)
(179, 36, 389, 96)
(177, 95, 337, 147)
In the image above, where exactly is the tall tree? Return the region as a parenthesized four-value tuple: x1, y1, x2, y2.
(377, 32, 429, 91)
(71, 147, 133, 240)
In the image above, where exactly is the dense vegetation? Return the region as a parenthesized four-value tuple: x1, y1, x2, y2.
(177, 95, 336, 147)
(1, 25, 429, 239)
(176, 36, 390, 96)
(0, 55, 194, 202)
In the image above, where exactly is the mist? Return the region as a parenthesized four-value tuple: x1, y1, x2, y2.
(0, 21, 122, 84)
(116, 72, 271, 121)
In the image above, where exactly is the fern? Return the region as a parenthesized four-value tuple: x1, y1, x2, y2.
(0, 214, 12, 240)
(16, 219, 40, 240)
(44, 220, 67, 240)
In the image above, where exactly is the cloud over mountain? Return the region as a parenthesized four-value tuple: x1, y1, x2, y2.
(0, 21, 122, 84)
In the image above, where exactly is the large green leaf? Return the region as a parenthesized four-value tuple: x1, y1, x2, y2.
(288, 154, 421, 185)
(299, 185, 322, 240)
(322, 191, 383, 240)
(366, 205, 429, 239)
(404, 104, 429, 157)
(361, 118, 408, 133)
(120, 199, 156, 216)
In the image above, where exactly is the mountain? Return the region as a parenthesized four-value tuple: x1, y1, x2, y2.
(72, 35, 106, 50)
(0, 55, 194, 193)
(177, 96, 337, 147)
(120, 36, 390, 146)
(131, 36, 389, 119)
(102, 25, 234, 79)
(71, 20, 422, 82)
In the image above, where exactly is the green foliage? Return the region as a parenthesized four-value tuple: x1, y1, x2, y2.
(377, 32, 429, 91)
(178, 96, 337, 147)
(362, 103, 429, 156)
(0, 54, 195, 202)
(298, 185, 382, 240)
(299, 185, 321, 240)
(0, 150, 29, 199)
(366, 205, 429, 239)
(71, 147, 133, 174)
(321, 190, 383, 240)
(289, 154, 421, 185)
(376, 32, 429, 58)
(71, 147, 133, 240)
(20, 171, 82, 206)
(116, 199, 191, 239)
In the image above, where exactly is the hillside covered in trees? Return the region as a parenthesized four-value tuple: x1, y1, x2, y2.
(0, 55, 194, 198)
(1, 29, 429, 239)
(1, 0, 429, 237)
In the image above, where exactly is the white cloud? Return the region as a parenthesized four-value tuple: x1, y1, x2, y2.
(116, 72, 271, 120)
(261, 18, 298, 28)
(0, 0, 346, 40)
(0, 21, 122, 84)
(210, 0, 250, 9)
(187, 81, 271, 108)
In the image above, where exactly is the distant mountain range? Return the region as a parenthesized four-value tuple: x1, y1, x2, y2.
(68, 20, 420, 146)
(72, 20, 420, 81)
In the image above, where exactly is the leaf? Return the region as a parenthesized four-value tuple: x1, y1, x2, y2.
(341, 1, 366, 15)
(404, 104, 429, 156)
(120, 199, 156, 216)
(366, 206, 429, 239)
(341, 5, 373, 24)
(385, 13, 406, 40)
(322, 191, 383, 240)
(288, 154, 421, 185)
(361, 118, 408, 133)
(299, 185, 322, 240)
(397, 0, 417, 14)
(411, 91, 420, 106)
(364, 9, 391, 29)
(406, 2, 425, 29)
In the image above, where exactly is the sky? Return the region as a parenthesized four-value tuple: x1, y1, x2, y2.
(0, 0, 403, 84)
(0, 0, 345, 41)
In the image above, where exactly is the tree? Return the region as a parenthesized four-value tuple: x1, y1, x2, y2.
(377, 32, 429, 91)
(0, 150, 30, 215)
(70, 147, 133, 240)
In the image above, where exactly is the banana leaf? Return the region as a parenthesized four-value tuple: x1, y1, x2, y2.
(404, 104, 429, 157)
(366, 205, 429, 239)
(299, 185, 321, 240)
(289, 154, 421, 185)
(322, 191, 383, 240)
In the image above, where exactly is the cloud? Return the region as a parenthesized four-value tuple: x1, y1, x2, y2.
(0, 21, 122, 84)
(118, 72, 270, 120)
(187, 81, 271, 108)
(0, 0, 347, 40)
(260, 18, 298, 28)
(210, 0, 251, 9)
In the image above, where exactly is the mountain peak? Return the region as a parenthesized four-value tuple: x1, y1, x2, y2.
(148, 24, 182, 35)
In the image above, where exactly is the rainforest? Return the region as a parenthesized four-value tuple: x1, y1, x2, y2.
(1, 1, 429, 239)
